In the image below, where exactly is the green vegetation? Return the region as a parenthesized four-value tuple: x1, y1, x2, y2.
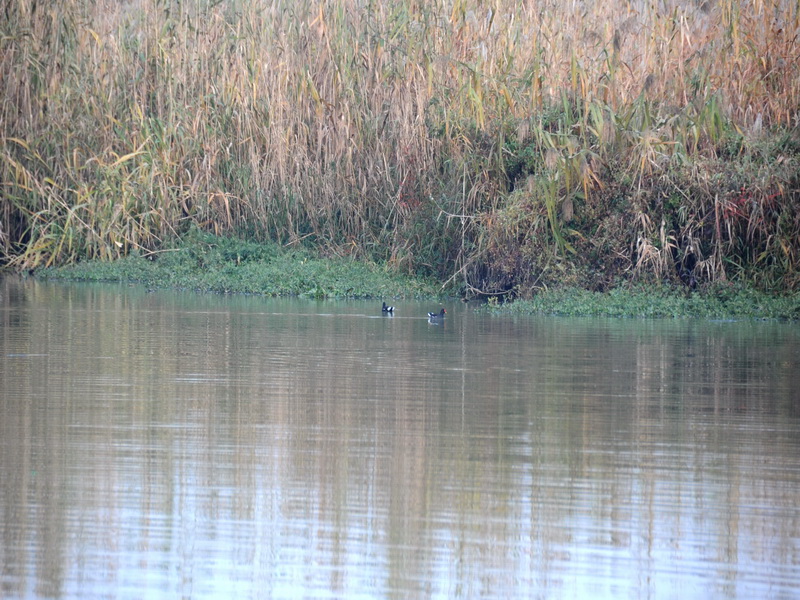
(2, 0, 799, 300)
(38, 229, 798, 319)
(38, 229, 438, 298)
(485, 284, 800, 320)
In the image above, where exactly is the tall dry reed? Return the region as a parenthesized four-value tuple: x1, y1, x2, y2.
(1, 0, 798, 290)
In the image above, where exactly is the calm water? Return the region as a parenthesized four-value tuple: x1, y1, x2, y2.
(1, 277, 799, 599)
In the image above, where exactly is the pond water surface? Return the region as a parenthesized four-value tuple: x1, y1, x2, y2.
(1, 277, 799, 599)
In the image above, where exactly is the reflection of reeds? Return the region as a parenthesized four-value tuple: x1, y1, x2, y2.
(1, 0, 798, 290)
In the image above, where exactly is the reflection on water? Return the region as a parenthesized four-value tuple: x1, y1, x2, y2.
(1, 277, 799, 599)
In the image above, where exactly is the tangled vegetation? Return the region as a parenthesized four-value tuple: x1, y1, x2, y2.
(2, 0, 799, 298)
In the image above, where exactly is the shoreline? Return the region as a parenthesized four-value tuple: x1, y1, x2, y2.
(30, 231, 800, 321)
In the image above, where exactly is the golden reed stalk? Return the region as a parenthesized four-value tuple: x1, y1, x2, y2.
(1, 0, 797, 290)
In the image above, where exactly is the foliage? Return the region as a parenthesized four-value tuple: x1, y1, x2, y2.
(38, 229, 440, 299)
(2, 0, 799, 297)
(485, 283, 800, 320)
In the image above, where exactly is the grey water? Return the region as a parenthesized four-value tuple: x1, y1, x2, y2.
(1, 277, 799, 599)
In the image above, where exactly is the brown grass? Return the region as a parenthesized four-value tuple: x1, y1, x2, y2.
(1, 0, 798, 291)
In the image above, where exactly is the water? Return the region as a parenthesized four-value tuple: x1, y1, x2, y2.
(1, 277, 799, 599)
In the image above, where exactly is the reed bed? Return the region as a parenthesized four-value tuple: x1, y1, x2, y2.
(2, 0, 799, 293)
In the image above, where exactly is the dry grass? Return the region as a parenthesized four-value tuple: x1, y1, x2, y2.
(1, 0, 798, 290)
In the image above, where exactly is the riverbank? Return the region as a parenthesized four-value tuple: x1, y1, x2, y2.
(36, 229, 441, 300)
(36, 230, 800, 320)
(485, 285, 800, 320)
(3, 1, 798, 296)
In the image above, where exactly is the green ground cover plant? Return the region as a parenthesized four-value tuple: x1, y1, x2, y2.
(38, 229, 438, 298)
(485, 283, 800, 320)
